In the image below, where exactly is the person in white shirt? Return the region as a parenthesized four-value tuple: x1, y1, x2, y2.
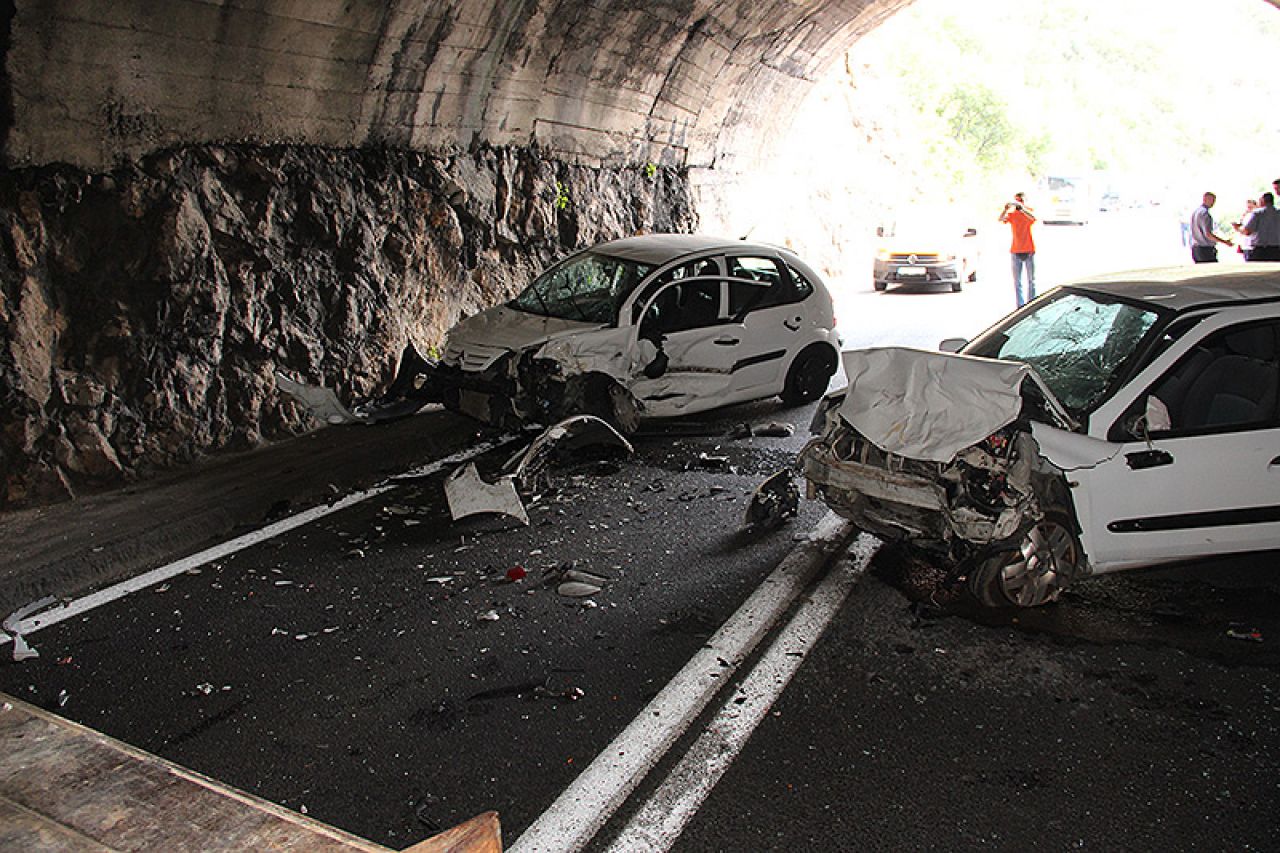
(1189, 192, 1233, 263)
(1241, 192, 1280, 261)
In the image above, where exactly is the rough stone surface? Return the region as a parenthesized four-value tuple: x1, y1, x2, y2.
(0, 143, 695, 508)
(5, 1, 902, 173)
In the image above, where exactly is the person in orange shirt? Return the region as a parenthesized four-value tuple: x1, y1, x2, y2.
(999, 192, 1037, 307)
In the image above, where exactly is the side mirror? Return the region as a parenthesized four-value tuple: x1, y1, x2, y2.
(938, 338, 967, 353)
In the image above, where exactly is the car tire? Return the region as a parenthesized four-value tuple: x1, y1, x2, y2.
(874, 281, 887, 292)
(780, 345, 837, 406)
(968, 509, 1083, 608)
(951, 281, 963, 292)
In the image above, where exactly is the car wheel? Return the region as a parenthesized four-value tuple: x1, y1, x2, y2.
(780, 345, 837, 405)
(951, 281, 963, 292)
(874, 280, 887, 292)
(968, 510, 1083, 607)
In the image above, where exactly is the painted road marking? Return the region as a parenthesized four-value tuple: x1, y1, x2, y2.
(605, 536, 879, 852)
(0, 438, 515, 643)
(508, 512, 858, 853)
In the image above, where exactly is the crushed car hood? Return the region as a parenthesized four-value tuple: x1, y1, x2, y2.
(446, 305, 605, 366)
(835, 347, 1071, 463)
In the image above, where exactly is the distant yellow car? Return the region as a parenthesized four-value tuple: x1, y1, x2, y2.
(872, 221, 981, 293)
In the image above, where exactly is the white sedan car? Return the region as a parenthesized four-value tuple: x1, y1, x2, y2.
(435, 235, 841, 431)
(800, 265, 1280, 607)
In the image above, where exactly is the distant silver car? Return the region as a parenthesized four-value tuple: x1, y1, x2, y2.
(802, 265, 1280, 607)
(435, 235, 841, 431)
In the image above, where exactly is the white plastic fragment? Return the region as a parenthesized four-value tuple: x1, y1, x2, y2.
(557, 581, 602, 598)
(3, 595, 61, 663)
(444, 462, 529, 526)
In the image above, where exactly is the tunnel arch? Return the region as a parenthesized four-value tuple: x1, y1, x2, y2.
(5, 1, 904, 188)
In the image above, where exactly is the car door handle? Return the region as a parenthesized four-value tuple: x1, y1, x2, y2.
(714, 336, 740, 346)
(1126, 449, 1173, 470)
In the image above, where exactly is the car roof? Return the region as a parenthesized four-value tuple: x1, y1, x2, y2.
(589, 234, 784, 265)
(1066, 263, 1280, 313)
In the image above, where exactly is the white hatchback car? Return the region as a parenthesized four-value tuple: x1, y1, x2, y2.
(435, 235, 841, 431)
(801, 265, 1280, 607)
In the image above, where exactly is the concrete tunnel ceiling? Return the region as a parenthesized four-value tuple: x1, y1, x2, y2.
(5, 0, 907, 189)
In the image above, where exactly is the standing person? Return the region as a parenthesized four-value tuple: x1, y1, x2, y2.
(1233, 198, 1259, 258)
(998, 192, 1037, 307)
(1189, 192, 1232, 263)
(1241, 192, 1280, 261)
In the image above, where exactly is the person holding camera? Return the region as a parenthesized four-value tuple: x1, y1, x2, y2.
(1189, 191, 1232, 263)
(998, 192, 1037, 307)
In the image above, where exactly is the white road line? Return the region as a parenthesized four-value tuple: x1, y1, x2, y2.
(509, 512, 857, 853)
(605, 535, 879, 853)
(0, 438, 514, 643)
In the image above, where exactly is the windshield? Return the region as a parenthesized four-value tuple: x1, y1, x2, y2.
(510, 252, 654, 324)
(965, 290, 1163, 417)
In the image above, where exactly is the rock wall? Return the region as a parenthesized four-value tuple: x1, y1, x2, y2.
(0, 143, 696, 507)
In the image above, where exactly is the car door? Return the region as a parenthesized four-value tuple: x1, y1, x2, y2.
(1065, 317, 1280, 572)
(722, 254, 808, 397)
(626, 262, 740, 416)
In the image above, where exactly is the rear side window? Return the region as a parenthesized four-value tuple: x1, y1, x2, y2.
(727, 256, 794, 316)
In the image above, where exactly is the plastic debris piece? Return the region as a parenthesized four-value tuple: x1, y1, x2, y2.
(3, 595, 61, 663)
(507, 566, 528, 582)
(426, 576, 455, 585)
(686, 453, 730, 472)
(274, 373, 362, 425)
(563, 569, 610, 586)
(10, 635, 39, 662)
(557, 581, 602, 598)
(754, 421, 795, 438)
(1227, 625, 1264, 643)
(444, 462, 529, 526)
(744, 470, 800, 531)
(478, 609, 501, 622)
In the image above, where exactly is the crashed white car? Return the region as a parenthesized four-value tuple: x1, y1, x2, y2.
(434, 235, 841, 431)
(800, 265, 1280, 607)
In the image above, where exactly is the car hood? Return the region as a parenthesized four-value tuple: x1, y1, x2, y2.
(832, 347, 1072, 463)
(445, 304, 606, 365)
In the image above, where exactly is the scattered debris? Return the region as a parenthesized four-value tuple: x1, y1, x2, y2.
(685, 453, 730, 472)
(276, 343, 443, 426)
(1227, 624, 1264, 643)
(744, 470, 800, 531)
(728, 421, 796, 439)
(506, 566, 528, 582)
(557, 581, 602, 598)
(445, 461, 529, 526)
(3, 596, 61, 662)
(478, 609, 502, 622)
(555, 567, 611, 598)
(445, 415, 633, 525)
